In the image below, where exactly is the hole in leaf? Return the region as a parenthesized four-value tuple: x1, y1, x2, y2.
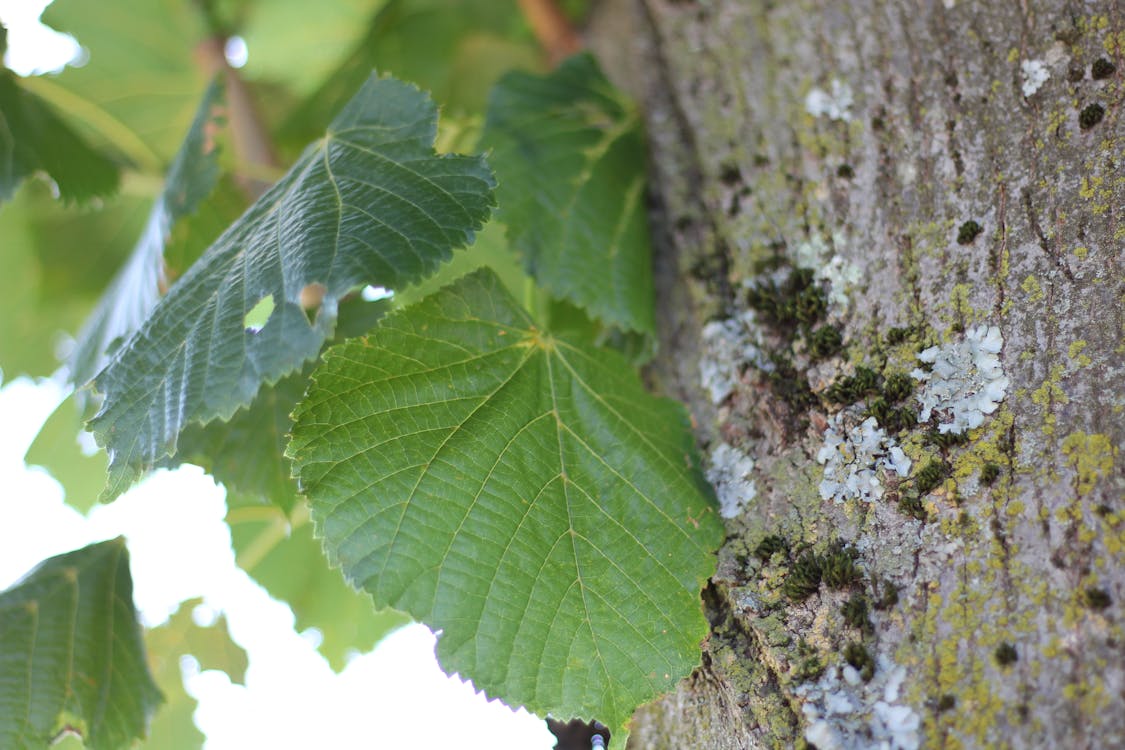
(299, 282, 327, 325)
(243, 294, 275, 333)
(361, 285, 394, 302)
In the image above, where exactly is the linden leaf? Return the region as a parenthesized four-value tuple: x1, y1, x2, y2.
(480, 53, 655, 335)
(88, 74, 496, 501)
(289, 269, 721, 740)
(68, 81, 226, 394)
(0, 71, 119, 204)
(0, 538, 162, 750)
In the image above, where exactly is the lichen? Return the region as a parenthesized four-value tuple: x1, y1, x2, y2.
(797, 656, 921, 750)
(817, 413, 912, 503)
(707, 442, 758, 519)
(1020, 59, 1050, 97)
(699, 311, 769, 404)
(912, 325, 1009, 434)
(805, 79, 854, 122)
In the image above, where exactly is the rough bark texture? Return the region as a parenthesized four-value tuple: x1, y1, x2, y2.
(587, 1, 1125, 748)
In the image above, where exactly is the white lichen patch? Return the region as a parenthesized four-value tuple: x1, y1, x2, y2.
(797, 656, 921, 750)
(817, 414, 911, 503)
(805, 79, 854, 122)
(700, 311, 769, 404)
(706, 442, 757, 519)
(792, 233, 861, 311)
(912, 324, 1008, 434)
(1020, 59, 1050, 97)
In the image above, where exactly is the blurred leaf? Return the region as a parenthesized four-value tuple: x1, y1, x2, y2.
(68, 81, 226, 392)
(0, 538, 163, 750)
(289, 269, 722, 741)
(88, 75, 496, 502)
(0, 185, 117, 377)
(481, 53, 656, 335)
(0, 71, 120, 204)
(227, 502, 409, 670)
(238, 0, 383, 96)
(25, 395, 107, 514)
(140, 597, 246, 750)
(280, 0, 542, 148)
(40, 0, 209, 169)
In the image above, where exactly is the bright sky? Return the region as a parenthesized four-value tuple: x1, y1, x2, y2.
(0, 2, 555, 747)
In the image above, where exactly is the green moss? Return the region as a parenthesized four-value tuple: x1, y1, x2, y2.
(865, 398, 917, 434)
(1083, 587, 1112, 610)
(794, 639, 826, 682)
(783, 549, 824, 601)
(809, 325, 844, 359)
(882, 372, 915, 403)
(980, 462, 1001, 486)
(842, 593, 873, 633)
(843, 642, 875, 681)
(925, 429, 972, 450)
(873, 578, 899, 610)
(745, 266, 827, 332)
(821, 541, 863, 590)
(897, 492, 929, 521)
(824, 366, 881, 404)
(994, 642, 1018, 666)
(956, 220, 983, 245)
(914, 460, 949, 496)
(754, 534, 790, 562)
(766, 355, 819, 415)
(1092, 58, 1116, 79)
(1079, 103, 1106, 130)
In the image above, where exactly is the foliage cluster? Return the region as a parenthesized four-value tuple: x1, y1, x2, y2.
(0, 1, 723, 747)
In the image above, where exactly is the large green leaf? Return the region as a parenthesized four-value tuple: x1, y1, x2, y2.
(288, 269, 721, 739)
(0, 71, 119, 203)
(89, 74, 496, 501)
(480, 53, 655, 335)
(280, 0, 541, 148)
(0, 538, 162, 750)
(40, 0, 209, 169)
(227, 502, 410, 670)
(24, 394, 107, 514)
(141, 597, 247, 750)
(68, 81, 226, 393)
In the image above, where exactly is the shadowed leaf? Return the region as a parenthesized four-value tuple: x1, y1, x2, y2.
(0, 538, 162, 750)
(480, 54, 655, 335)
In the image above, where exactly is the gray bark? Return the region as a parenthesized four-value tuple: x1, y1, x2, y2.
(587, 1, 1125, 748)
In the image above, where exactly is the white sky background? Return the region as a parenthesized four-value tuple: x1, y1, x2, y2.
(0, 3, 555, 747)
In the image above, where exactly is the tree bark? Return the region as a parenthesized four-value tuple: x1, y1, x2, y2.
(587, 1, 1125, 747)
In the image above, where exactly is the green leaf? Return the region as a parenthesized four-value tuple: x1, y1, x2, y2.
(68, 81, 226, 393)
(25, 395, 108, 514)
(168, 367, 309, 513)
(40, 0, 210, 169)
(89, 74, 496, 501)
(0, 538, 163, 750)
(279, 0, 542, 148)
(141, 597, 247, 750)
(288, 269, 722, 739)
(0, 72, 120, 203)
(480, 53, 655, 335)
(228, 502, 410, 670)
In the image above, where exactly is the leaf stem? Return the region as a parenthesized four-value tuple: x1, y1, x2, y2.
(517, 0, 582, 66)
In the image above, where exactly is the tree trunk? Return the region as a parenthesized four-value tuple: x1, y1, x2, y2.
(587, 1, 1125, 747)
